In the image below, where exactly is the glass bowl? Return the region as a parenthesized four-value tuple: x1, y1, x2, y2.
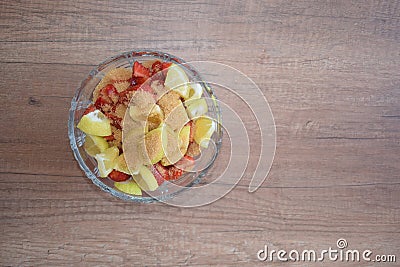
(68, 50, 222, 203)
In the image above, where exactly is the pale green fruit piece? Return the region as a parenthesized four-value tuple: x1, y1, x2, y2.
(133, 165, 159, 191)
(114, 180, 142, 195)
(94, 146, 119, 177)
(185, 98, 208, 119)
(77, 110, 112, 136)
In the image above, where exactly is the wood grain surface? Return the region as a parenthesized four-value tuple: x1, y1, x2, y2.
(1, 0, 399, 266)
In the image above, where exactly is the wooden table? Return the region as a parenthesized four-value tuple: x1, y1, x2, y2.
(1, 0, 399, 266)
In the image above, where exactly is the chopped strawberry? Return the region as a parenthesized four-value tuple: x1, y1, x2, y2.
(83, 105, 96, 115)
(151, 60, 162, 74)
(132, 76, 149, 86)
(133, 61, 150, 78)
(101, 84, 118, 104)
(154, 163, 182, 181)
(161, 62, 172, 76)
(161, 62, 172, 70)
(151, 164, 165, 185)
(108, 170, 130, 182)
(104, 134, 115, 141)
(103, 84, 117, 96)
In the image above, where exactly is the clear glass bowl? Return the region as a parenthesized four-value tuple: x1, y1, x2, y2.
(68, 50, 222, 202)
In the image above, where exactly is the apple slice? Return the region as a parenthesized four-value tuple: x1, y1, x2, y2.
(114, 154, 130, 174)
(160, 125, 182, 166)
(144, 125, 167, 164)
(114, 180, 142, 195)
(179, 125, 191, 156)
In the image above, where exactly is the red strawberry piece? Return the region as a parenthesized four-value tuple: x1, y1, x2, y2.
(151, 164, 165, 185)
(108, 170, 130, 182)
(161, 62, 172, 70)
(104, 135, 115, 141)
(103, 84, 117, 96)
(133, 61, 151, 78)
(101, 84, 118, 104)
(151, 60, 162, 74)
(83, 105, 96, 115)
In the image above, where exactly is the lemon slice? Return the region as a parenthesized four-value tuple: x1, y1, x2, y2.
(77, 110, 112, 136)
(114, 180, 142, 195)
(164, 64, 190, 99)
(185, 98, 208, 119)
(83, 134, 109, 156)
(187, 83, 203, 100)
(94, 146, 119, 177)
(194, 117, 216, 148)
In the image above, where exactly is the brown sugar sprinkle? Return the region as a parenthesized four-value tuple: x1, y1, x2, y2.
(108, 126, 123, 150)
(114, 103, 127, 119)
(157, 90, 182, 116)
(105, 68, 132, 81)
(114, 81, 130, 93)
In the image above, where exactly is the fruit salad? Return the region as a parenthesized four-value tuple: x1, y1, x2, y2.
(77, 59, 216, 196)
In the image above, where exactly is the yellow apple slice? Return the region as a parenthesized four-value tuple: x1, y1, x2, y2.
(144, 125, 167, 164)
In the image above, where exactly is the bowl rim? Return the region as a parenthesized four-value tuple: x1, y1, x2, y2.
(68, 49, 222, 203)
